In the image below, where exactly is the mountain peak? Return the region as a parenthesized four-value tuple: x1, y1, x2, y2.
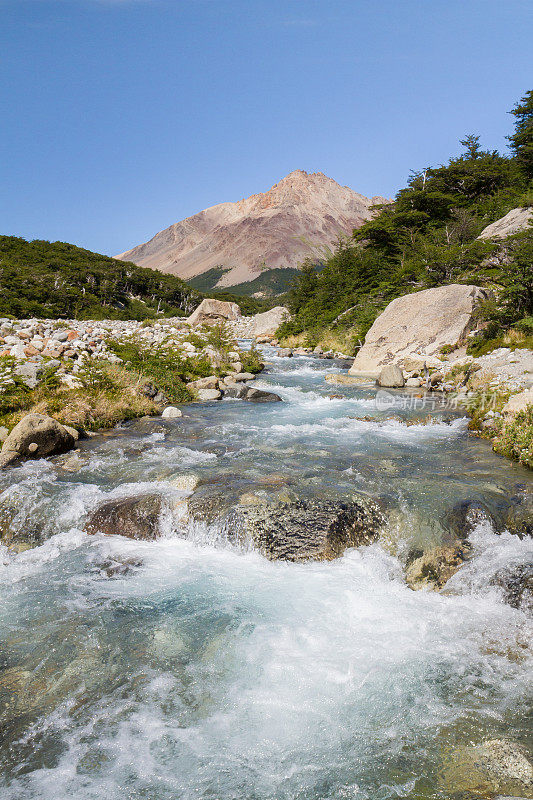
(116, 172, 389, 289)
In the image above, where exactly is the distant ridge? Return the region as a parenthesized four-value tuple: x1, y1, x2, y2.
(116, 170, 389, 288)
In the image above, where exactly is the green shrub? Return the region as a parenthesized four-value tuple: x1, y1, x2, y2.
(493, 406, 533, 468)
(240, 345, 264, 374)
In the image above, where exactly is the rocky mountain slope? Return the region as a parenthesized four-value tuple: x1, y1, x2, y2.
(116, 170, 389, 288)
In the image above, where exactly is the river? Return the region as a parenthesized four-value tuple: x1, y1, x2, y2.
(0, 346, 532, 799)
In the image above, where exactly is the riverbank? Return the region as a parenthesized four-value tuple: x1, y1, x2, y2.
(1, 314, 532, 473)
(0, 317, 264, 437)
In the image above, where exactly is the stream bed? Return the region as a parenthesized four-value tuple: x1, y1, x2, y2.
(0, 347, 532, 799)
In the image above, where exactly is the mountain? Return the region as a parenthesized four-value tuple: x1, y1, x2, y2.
(115, 170, 389, 289)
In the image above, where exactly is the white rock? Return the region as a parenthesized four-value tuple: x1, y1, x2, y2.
(502, 388, 533, 416)
(162, 406, 182, 419)
(196, 388, 222, 401)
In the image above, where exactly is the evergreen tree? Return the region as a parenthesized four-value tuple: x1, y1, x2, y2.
(508, 90, 533, 178)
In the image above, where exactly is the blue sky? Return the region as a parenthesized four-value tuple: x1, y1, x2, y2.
(1, 0, 532, 256)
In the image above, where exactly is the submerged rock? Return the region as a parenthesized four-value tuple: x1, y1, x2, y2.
(441, 739, 533, 798)
(167, 474, 200, 493)
(445, 499, 493, 540)
(0, 413, 76, 468)
(230, 497, 385, 561)
(492, 564, 533, 613)
(85, 493, 165, 540)
(405, 542, 472, 590)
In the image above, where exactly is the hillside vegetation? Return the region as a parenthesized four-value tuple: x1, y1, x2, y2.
(279, 91, 533, 355)
(188, 265, 301, 298)
(0, 237, 275, 321)
(0, 237, 203, 320)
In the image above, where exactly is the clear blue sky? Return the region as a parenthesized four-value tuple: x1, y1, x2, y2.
(1, 0, 532, 256)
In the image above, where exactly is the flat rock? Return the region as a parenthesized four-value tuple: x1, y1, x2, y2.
(349, 284, 486, 377)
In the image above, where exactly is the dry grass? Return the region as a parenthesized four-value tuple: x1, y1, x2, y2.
(1, 363, 159, 432)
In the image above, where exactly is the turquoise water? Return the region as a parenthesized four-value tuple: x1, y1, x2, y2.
(0, 348, 531, 799)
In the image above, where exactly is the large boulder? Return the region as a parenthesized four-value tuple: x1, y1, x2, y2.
(186, 299, 241, 327)
(85, 493, 164, 540)
(230, 497, 385, 561)
(349, 284, 486, 377)
(252, 306, 290, 338)
(478, 207, 533, 240)
(0, 413, 76, 468)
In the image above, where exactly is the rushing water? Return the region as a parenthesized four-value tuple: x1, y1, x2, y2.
(0, 347, 532, 800)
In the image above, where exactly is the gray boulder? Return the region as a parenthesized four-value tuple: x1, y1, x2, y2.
(478, 207, 533, 240)
(13, 362, 44, 389)
(85, 493, 164, 540)
(186, 375, 219, 391)
(377, 365, 405, 388)
(350, 284, 486, 376)
(186, 298, 240, 327)
(230, 497, 385, 561)
(223, 384, 248, 399)
(0, 413, 76, 468)
(245, 387, 282, 402)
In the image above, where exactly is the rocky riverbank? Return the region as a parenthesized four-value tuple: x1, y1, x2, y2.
(0, 314, 269, 456)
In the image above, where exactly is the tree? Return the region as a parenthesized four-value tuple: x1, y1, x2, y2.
(508, 90, 533, 178)
(460, 134, 482, 159)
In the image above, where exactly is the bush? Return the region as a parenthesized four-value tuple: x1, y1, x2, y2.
(240, 345, 264, 374)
